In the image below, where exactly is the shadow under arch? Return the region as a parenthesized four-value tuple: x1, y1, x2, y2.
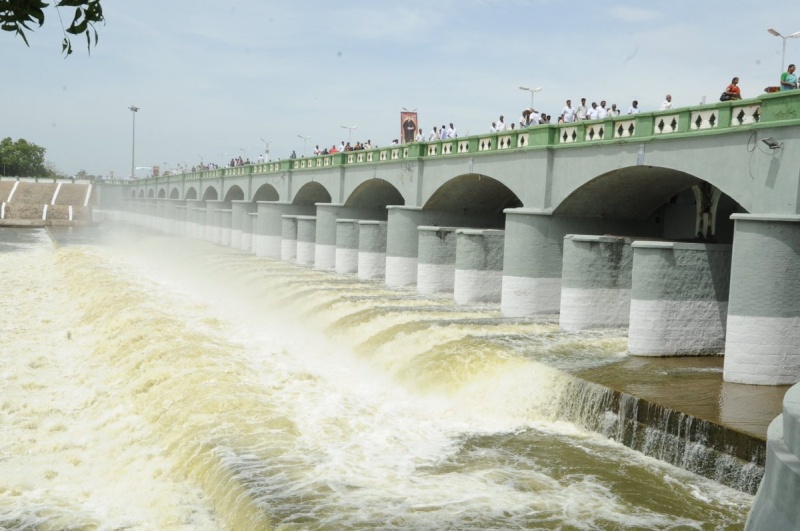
(138, 189, 145, 198)
(293, 182, 331, 206)
(554, 165, 747, 242)
(147, 189, 155, 198)
(224, 185, 244, 202)
(253, 183, 279, 202)
(424, 174, 523, 215)
(169, 188, 179, 199)
(185, 187, 198, 200)
(157, 189, 166, 199)
(344, 178, 405, 209)
(131, 189, 137, 197)
(201, 186, 218, 201)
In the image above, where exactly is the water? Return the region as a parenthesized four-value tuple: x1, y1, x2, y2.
(0, 226, 754, 529)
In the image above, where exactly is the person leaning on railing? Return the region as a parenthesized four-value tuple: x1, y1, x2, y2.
(721, 77, 742, 101)
(781, 64, 797, 91)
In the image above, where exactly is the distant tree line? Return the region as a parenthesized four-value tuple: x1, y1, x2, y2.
(0, 137, 52, 177)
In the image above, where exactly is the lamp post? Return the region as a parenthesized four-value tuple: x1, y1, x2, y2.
(768, 28, 800, 73)
(297, 134, 311, 157)
(340, 125, 357, 144)
(128, 105, 139, 179)
(518, 86, 542, 109)
(260, 138, 272, 161)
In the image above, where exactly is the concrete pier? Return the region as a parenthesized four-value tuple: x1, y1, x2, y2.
(254, 202, 314, 258)
(231, 201, 255, 249)
(500, 210, 564, 316)
(559, 235, 633, 332)
(219, 209, 232, 246)
(358, 221, 388, 280)
(628, 241, 731, 356)
(295, 216, 317, 266)
(745, 382, 800, 529)
(242, 212, 256, 252)
(724, 214, 800, 385)
(315, 204, 386, 271)
(417, 226, 459, 295)
(454, 229, 505, 304)
(335, 219, 360, 275)
(385, 206, 494, 288)
(281, 215, 299, 261)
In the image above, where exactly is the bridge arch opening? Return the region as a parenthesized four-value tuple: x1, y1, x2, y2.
(201, 186, 218, 201)
(138, 190, 145, 198)
(185, 187, 198, 200)
(157, 189, 166, 199)
(253, 184, 279, 202)
(224, 186, 244, 202)
(553, 166, 746, 243)
(131, 189, 137, 198)
(293, 182, 331, 206)
(345, 179, 405, 209)
(169, 188, 179, 199)
(147, 189, 154, 199)
(424, 174, 522, 227)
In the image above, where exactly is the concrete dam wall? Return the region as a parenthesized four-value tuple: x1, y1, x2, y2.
(0, 180, 94, 225)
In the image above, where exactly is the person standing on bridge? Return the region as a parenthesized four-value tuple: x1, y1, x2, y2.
(660, 94, 673, 110)
(559, 100, 576, 123)
(780, 64, 797, 91)
(721, 77, 742, 100)
(415, 128, 425, 142)
(628, 100, 640, 114)
(429, 126, 439, 141)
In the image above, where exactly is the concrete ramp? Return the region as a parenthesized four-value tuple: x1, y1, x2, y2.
(0, 181, 93, 224)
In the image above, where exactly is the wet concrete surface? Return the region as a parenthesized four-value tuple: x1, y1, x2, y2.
(576, 355, 789, 440)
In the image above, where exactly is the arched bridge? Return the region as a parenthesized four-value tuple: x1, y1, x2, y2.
(98, 90, 800, 387)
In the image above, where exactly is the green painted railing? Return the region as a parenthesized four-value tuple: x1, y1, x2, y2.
(126, 91, 800, 186)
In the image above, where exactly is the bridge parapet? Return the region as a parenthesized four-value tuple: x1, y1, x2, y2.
(126, 90, 800, 187)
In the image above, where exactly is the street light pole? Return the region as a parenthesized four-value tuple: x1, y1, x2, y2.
(260, 138, 272, 161)
(129, 105, 139, 179)
(297, 134, 311, 157)
(768, 28, 800, 73)
(340, 125, 357, 144)
(518, 86, 542, 109)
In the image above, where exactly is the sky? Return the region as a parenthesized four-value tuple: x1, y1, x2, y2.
(3, 1, 800, 179)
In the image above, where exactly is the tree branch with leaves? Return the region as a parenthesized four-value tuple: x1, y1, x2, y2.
(1, 0, 104, 56)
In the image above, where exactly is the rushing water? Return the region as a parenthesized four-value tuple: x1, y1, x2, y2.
(0, 225, 754, 530)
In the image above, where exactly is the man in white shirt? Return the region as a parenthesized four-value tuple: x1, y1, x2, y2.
(628, 100, 640, 114)
(576, 98, 587, 121)
(415, 129, 425, 142)
(597, 100, 608, 119)
(587, 102, 599, 120)
(429, 127, 439, 141)
(447, 123, 457, 138)
(608, 103, 620, 117)
(660, 94, 673, 110)
(560, 100, 576, 123)
(496, 115, 507, 131)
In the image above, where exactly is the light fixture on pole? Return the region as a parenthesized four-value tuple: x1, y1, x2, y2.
(340, 125, 357, 144)
(297, 134, 311, 157)
(260, 138, 272, 161)
(518, 86, 542, 109)
(128, 105, 139, 179)
(239, 147, 251, 162)
(768, 28, 800, 73)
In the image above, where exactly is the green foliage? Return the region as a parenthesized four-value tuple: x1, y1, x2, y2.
(0, 137, 49, 177)
(0, 0, 104, 56)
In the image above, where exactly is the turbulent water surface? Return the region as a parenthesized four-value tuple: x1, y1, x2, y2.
(0, 226, 753, 530)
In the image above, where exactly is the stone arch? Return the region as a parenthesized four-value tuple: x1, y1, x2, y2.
(131, 189, 137, 197)
(157, 188, 166, 198)
(344, 178, 405, 209)
(252, 183, 279, 202)
(553, 166, 746, 243)
(169, 188, 180, 199)
(293, 182, 331, 206)
(138, 189, 145, 198)
(201, 186, 218, 201)
(224, 185, 245, 202)
(147, 189, 154, 198)
(424, 174, 523, 215)
(185, 187, 198, 200)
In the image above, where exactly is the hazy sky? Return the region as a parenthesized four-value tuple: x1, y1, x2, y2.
(3, 1, 800, 178)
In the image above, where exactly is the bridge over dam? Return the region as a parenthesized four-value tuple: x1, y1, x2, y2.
(96, 90, 800, 389)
